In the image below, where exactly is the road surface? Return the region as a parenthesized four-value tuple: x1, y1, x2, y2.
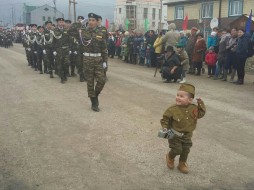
(0, 44, 254, 190)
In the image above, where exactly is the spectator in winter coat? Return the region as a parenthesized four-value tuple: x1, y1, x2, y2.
(161, 23, 180, 51)
(192, 33, 207, 75)
(153, 32, 163, 67)
(205, 46, 217, 77)
(133, 33, 144, 64)
(207, 31, 218, 49)
(234, 28, 251, 85)
(179, 32, 188, 48)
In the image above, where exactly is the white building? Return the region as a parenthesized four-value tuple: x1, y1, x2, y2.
(23, 4, 64, 26)
(114, 0, 168, 32)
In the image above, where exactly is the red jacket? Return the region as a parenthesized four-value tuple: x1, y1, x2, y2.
(205, 52, 217, 66)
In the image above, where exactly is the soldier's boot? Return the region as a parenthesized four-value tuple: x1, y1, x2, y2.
(44, 66, 48, 74)
(80, 73, 85, 82)
(177, 162, 189, 174)
(71, 66, 77, 77)
(40, 70, 43, 74)
(166, 153, 175, 169)
(49, 71, 54, 78)
(63, 72, 68, 81)
(90, 97, 100, 112)
(60, 77, 65, 84)
(230, 69, 236, 83)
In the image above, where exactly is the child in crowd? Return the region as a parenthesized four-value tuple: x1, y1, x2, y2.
(205, 46, 217, 78)
(139, 43, 145, 65)
(160, 83, 206, 174)
(145, 44, 152, 67)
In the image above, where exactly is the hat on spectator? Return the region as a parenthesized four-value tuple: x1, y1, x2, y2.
(176, 42, 184, 48)
(179, 83, 195, 98)
(191, 27, 198, 31)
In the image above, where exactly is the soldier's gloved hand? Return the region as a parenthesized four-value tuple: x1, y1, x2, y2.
(69, 51, 72, 55)
(53, 51, 57, 56)
(73, 51, 77, 55)
(34, 51, 37, 54)
(43, 50, 46, 54)
(102, 62, 107, 69)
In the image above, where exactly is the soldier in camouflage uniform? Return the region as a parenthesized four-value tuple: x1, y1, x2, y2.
(64, 20, 73, 77)
(22, 28, 33, 66)
(79, 13, 107, 112)
(42, 21, 54, 78)
(36, 26, 45, 74)
(52, 18, 71, 84)
(68, 16, 86, 82)
(28, 24, 38, 70)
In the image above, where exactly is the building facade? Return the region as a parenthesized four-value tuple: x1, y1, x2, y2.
(114, 0, 168, 32)
(165, 0, 254, 34)
(23, 4, 64, 26)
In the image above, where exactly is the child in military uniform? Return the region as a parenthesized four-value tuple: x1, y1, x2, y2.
(160, 83, 206, 174)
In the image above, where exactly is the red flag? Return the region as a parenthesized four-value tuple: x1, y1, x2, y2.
(182, 15, 188, 30)
(105, 19, 109, 29)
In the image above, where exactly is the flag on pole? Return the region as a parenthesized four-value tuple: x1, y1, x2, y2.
(245, 9, 252, 33)
(182, 14, 188, 30)
(144, 18, 149, 32)
(105, 19, 109, 29)
(125, 18, 130, 30)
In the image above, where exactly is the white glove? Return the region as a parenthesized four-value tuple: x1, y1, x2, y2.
(34, 51, 37, 54)
(27, 48, 31, 51)
(53, 51, 57, 56)
(43, 50, 46, 54)
(69, 51, 72, 55)
(73, 51, 77, 55)
(102, 62, 107, 69)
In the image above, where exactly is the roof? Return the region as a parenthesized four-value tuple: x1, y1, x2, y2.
(164, 0, 219, 6)
(24, 4, 38, 13)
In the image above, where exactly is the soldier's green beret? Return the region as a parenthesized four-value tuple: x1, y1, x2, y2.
(45, 21, 52, 25)
(179, 83, 195, 97)
(56, 18, 65, 22)
(65, 20, 72, 24)
(88, 13, 98, 20)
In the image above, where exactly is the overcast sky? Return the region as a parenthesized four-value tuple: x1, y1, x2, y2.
(0, 0, 115, 25)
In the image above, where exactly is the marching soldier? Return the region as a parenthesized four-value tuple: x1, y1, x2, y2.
(69, 16, 86, 82)
(42, 21, 54, 78)
(52, 18, 71, 84)
(79, 13, 108, 112)
(22, 28, 33, 66)
(36, 26, 45, 74)
(64, 19, 72, 77)
(28, 24, 38, 70)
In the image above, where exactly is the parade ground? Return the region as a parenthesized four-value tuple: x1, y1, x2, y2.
(0, 44, 254, 190)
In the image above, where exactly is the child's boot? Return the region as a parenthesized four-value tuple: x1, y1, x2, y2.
(166, 153, 175, 169)
(178, 161, 189, 174)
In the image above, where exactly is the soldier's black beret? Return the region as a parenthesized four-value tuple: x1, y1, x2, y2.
(97, 15, 102, 20)
(37, 26, 43, 29)
(31, 24, 37, 27)
(77, 16, 84, 20)
(88, 13, 98, 20)
(45, 21, 52, 25)
(56, 18, 65, 22)
(65, 20, 72, 24)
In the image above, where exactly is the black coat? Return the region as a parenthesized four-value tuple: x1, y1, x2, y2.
(236, 33, 251, 59)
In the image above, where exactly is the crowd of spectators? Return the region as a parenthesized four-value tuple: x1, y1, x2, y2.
(107, 23, 254, 85)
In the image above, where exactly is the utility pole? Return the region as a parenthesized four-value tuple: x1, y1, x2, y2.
(68, 0, 71, 20)
(159, 0, 162, 32)
(218, 0, 222, 28)
(73, 0, 77, 22)
(53, 0, 57, 22)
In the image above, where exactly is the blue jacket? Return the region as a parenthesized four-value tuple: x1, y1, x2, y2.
(207, 35, 218, 48)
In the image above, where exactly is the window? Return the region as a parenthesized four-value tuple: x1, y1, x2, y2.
(175, 6, 184, 19)
(119, 8, 121, 14)
(48, 17, 51, 21)
(126, 5, 136, 19)
(143, 8, 148, 19)
(42, 16, 46, 21)
(201, 3, 213, 18)
(229, 0, 243, 16)
(152, 8, 156, 20)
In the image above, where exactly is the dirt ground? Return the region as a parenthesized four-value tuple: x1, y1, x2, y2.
(0, 44, 254, 190)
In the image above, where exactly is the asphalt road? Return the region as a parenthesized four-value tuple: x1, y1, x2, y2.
(0, 44, 254, 190)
